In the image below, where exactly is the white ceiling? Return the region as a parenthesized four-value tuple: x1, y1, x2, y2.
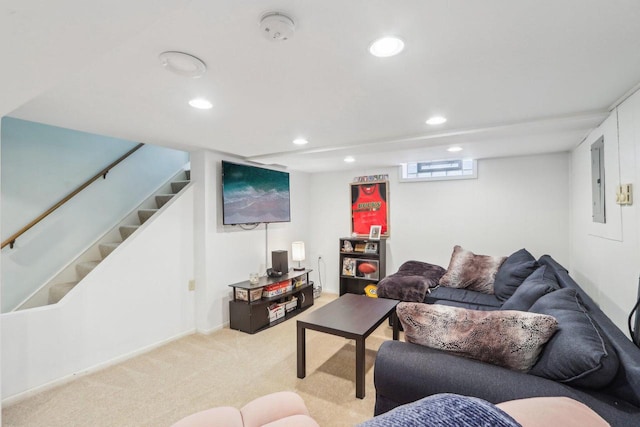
(3, 0, 640, 172)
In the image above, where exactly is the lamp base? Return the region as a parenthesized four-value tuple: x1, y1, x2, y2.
(293, 267, 305, 271)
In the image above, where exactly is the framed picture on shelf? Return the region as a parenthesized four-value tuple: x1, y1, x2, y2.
(369, 225, 382, 240)
(342, 257, 356, 276)
(354, 243, 366, 253)
(355, 259, 379, 280)
(351, 181, 390, 238)
(364, 242, 378, 254)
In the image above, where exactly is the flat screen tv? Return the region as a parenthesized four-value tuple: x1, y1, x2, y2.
(221, 161, 291, 225)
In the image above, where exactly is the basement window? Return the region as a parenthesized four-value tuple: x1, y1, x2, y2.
(591, 136, 606, 223)
(399, 159, 477, 182)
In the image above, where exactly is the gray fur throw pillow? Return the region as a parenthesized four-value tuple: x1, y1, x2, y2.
(439, 245, 507, 294)
(397, 302, 558, 372)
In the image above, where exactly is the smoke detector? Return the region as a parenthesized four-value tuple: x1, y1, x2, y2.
(259, 12, 295, 41)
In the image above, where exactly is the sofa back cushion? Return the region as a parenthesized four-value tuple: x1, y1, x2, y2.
(501, 266, 558, 311)
(493, 249, 539, 301)
(438, 246, 506, 294)
(539, 255, 640, 407)
(529, 288, 619, 389)
(397, 302, 557, 372)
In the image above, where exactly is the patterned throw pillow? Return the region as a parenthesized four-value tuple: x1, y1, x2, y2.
(439, 245, 507, 294)
(397, 302, 558, 372)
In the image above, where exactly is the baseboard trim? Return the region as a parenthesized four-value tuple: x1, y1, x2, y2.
(196, 321, 228, 335)
(2, 328, 196, 407)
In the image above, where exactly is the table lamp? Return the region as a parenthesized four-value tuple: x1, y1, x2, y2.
(292, 241, 306, 271)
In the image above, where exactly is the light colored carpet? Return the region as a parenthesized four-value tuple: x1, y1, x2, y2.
(2, 294, 401, 426)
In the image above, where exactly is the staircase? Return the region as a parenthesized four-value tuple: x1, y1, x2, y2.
(45, 170, 191, 305)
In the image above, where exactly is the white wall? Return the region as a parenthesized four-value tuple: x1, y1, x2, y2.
(0, 147, 312, 400)
(1, 186, 195, 400)
(570, 89, 640, 333)
(191, 151, 311, 333)
(308, 153, 571, 294)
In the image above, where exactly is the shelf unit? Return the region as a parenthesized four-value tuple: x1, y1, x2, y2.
(339, 237, 386, 295)
(229, 269, 313, 334)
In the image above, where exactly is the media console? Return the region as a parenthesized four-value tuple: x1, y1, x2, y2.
(229, 269, 313, 334)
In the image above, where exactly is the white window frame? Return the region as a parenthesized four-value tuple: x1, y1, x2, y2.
(399, 159, 478, 182)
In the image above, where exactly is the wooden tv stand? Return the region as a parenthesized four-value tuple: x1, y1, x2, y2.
(229, 269, 314, 334)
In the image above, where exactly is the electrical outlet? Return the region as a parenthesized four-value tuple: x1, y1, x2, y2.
(188, 279, 196, 291)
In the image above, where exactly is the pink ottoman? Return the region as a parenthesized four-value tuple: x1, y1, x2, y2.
(171, 391, 319, 427)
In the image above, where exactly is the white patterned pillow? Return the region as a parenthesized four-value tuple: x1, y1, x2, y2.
(439, 245, 507, 294)
(397, 302, 558, 372)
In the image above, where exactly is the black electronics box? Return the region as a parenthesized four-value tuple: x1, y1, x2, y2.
(272, 250, 289, 274)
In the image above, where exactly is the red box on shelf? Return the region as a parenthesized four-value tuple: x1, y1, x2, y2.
(262, 280, 292, 298)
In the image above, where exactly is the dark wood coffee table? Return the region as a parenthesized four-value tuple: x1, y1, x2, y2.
(296, 293, 399, 399)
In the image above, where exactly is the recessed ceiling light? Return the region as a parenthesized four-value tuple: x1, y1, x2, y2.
(293, 138, 308, 145)
(159, 51, 206, 78)
(188, 98, 213, 109)
(344, 156, 355, 163)
(369, 37, 405, 57)
(426, 116, 447, 125)
(447, 146, 463, 152)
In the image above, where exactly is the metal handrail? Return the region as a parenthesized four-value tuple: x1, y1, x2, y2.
(1, 143, 144, 249)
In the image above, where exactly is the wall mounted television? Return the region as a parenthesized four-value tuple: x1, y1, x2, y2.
(221, 161, 291, 225)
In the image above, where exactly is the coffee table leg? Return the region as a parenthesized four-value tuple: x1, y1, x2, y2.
(392, 310, 399, 341)
(297, 323, 306, 378)
(355, 337, 365, 399)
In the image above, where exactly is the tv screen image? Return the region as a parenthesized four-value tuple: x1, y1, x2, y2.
(222, 161, 291, 225)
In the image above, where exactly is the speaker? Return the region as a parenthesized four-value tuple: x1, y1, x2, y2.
(271, 250, 289, 275)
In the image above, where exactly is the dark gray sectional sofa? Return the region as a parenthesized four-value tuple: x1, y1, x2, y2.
(374, 254, 640, 426)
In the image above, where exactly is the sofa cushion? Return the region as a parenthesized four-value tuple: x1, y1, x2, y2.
(435, 300, 499, 311)
(493, 249, 539, 301)
(529, 288, 619, 388)
(501, 266, 558, 311)
(426, 286, 502, 308)
(397, 302, 558, 372)
(439, 245, 507, 294)
(377, 261, 446, 302)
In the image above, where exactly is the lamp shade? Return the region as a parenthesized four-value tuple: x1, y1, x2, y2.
(292, 241, 305, 262)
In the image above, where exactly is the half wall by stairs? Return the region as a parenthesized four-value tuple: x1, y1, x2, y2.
(2, 182, 195, 401)
(17, 170, 191, 310)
